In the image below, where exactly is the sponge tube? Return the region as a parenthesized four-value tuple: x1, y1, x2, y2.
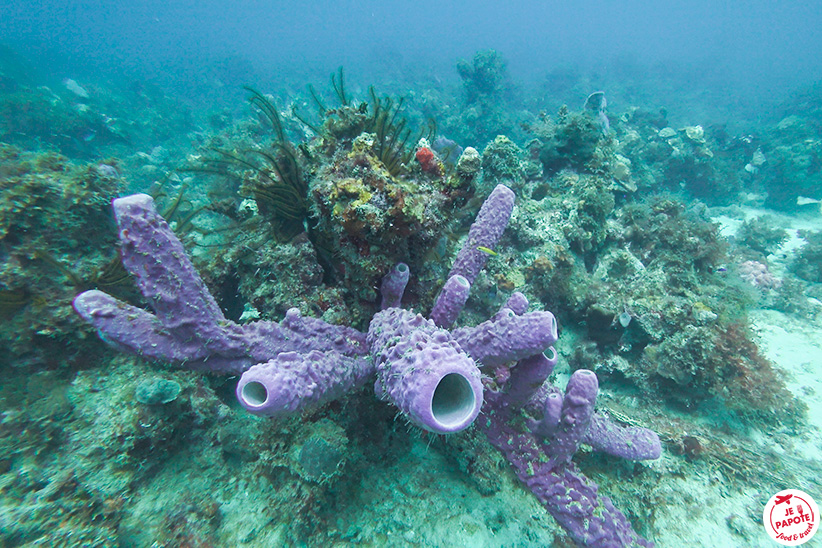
(368, 308, 483, 433)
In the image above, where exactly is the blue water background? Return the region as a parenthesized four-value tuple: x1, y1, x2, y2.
(3, 0, 822, 126)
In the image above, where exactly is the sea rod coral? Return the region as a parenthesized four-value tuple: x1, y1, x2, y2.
(73, 184, 660, 546)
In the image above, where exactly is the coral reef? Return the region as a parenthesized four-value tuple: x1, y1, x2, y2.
(449, 49, 525, 145)
(0, 144, 128, 367)
(0, 69, 195, 163)
(736, 215, 789, 257)
(5, 58, 820, 548)
(756, 115, 822, 210)
(190, 82, 463, 328)
(607, 109, 749, 204)
(134, 377, 182, 405)
(494, 116, 798, 422)
(456, 49, 508, 105)
(479, 134, 526, 192)
(73, 184, 659, 545)
(531, 106, 611, 177)
(309, 131, 451, 306)
(791, 230, 822, 283)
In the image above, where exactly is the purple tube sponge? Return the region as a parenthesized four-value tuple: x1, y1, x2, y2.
(482, 370, 656, 547)
(73, 289, 223, 365)
(74, 186, 660, 546)
(545, 370, 599, 464)
(260, 307, 368, 359)
(522, 375, 662, 462)
(113, 194, 225, 335)
(469, 277, 657, 546)
(522, 455, 649, 547)
(430, 274, 471, 328)
(503, 291, 530, 315)
(582, 414, 662, 461)
(236, 349, 373, 417)
(453, 308, 558, 368)
(73, 194, 367, 375)
(72, 194, 250, 371)
(447, 184, 515, 284)
(380, 262, 410, 309)
(505, 350, 560, 409)
(531, 390, 564, 438)
(368, 308, 483, 433)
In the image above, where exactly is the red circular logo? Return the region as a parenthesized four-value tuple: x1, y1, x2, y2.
(763, 489, 819, 546)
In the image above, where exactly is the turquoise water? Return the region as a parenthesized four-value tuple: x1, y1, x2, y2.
(2, 2, 822, 547)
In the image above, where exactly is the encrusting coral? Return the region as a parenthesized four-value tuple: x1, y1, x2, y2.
(74, 183, 660, 547)
(0, 144, 128, 367)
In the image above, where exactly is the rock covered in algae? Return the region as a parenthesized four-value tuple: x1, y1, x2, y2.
(480, 135, 524, 191)
(289, 418, 350, 484)
(0, 144, 125, 368)
(135, 377, 182, 405)
(456, 146, 481, 179)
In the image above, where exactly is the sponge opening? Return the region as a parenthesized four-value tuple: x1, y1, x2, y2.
(431, 373, 476, 430)
(241, 380, 269, 407)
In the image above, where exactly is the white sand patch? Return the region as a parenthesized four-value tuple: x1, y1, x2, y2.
(752, 308, 822, 440)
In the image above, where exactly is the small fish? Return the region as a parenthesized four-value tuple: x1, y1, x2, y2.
(476, 246, 498, 256)
(618, 311, 632, 328)
(796, 196, 822, 214)
(64, 78, 89, 98)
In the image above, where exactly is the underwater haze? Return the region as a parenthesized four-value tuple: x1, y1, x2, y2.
(2, 1, 822, 547)
(3, 0, 822, 120)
